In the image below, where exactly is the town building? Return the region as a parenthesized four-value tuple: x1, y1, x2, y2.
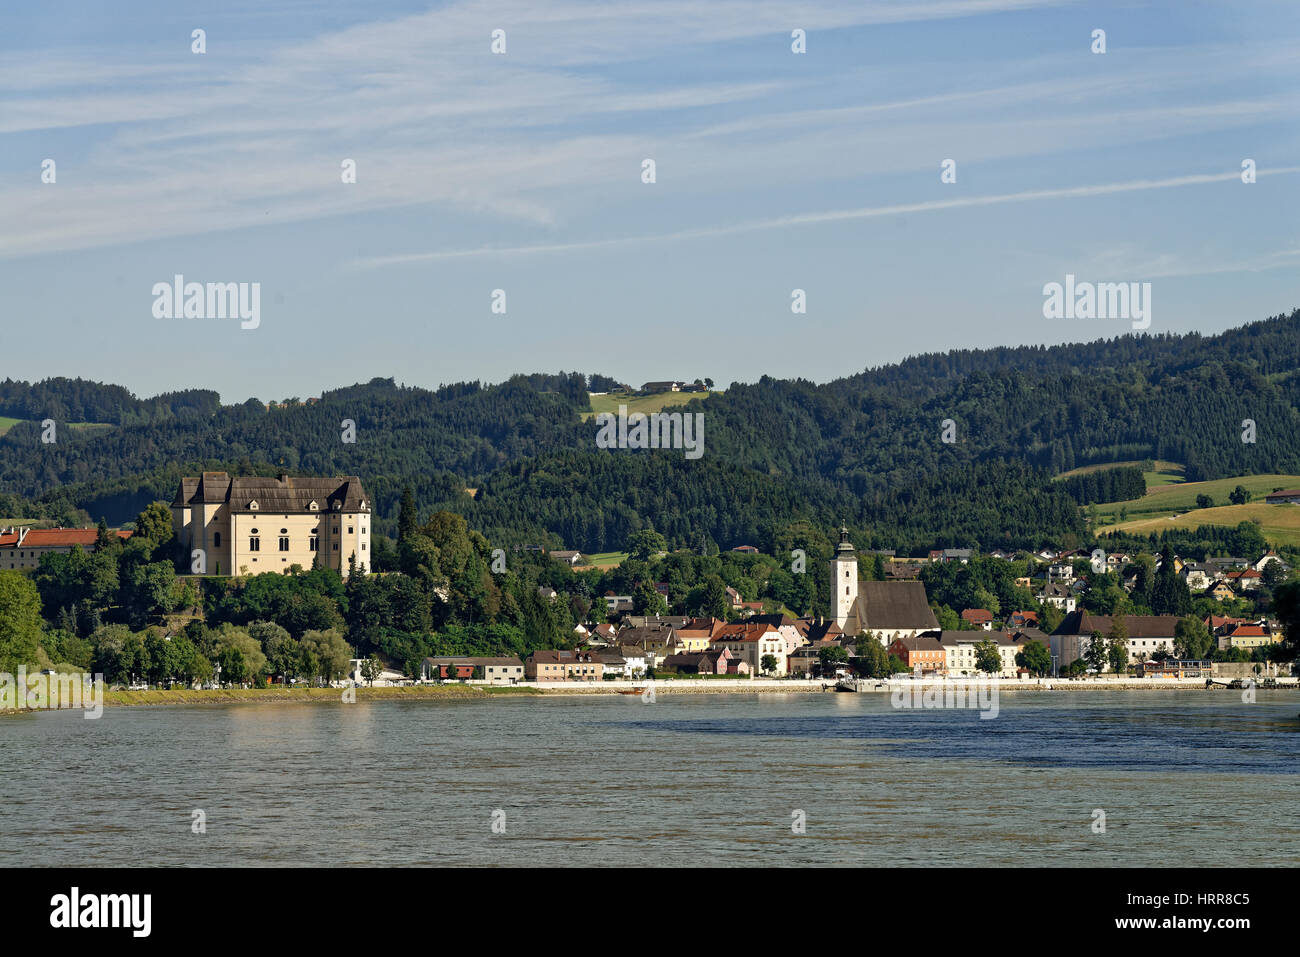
(0, 527, 132, 571)
(936, 631, 1021, 677)
(708, 622, 788, 675)
(1051, 612, 1182, 669)
(420, 656, 525, 685)
(525, 649, 604, 682)
(888, 635, 946, 674)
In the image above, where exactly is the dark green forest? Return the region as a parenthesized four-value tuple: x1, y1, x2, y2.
(2, 308, 1299, 556)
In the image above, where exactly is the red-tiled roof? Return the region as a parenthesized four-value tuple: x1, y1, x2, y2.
(1225, 624, 1270, 638)
(711, 622, 777, 642)
(2, 528, 131, 548)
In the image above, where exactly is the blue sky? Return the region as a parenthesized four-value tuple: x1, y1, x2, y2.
(2, 0, 1297, 403)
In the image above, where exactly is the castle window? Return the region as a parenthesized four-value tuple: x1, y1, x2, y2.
(214, 532, 221, 547)
(348, 526, 353, 534)
(249, 535, 260, 552)
(309, 535, 319, 551)
(279, 536, 289, 551)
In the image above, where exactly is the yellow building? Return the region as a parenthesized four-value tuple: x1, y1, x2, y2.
(171, 472, 371, 578)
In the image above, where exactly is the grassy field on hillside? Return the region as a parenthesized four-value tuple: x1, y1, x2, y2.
(0, 417, 113, 437)
(1055, 459, 1185, 488)
(1098, 502, 1300, 547)
(578, 551, 628, 569)
(1092, 473, 1300, 525)
(581, 391, 713, 421)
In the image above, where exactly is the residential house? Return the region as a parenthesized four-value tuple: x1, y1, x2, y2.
(1205, 615, 1251, 635)
(1264, 489, 1300, 504)
(1180, 563, 1214, 591)
(674, 618, 722, 652)
(744, 614, 807, 658)
(1225, 569, 1262, 592)
(888, 635, 946, 674)
(420, 656, 525, 685)
(1205, 581, 1236, 602)
(618, 647, 648, 677)
(525, 649, 605, 682)
(549, 550, 585, 565)
(1047, 562, 1075, 583)
(603, 592, 634, 615)
(708, 622, 788, 675)
(1008, 610, 1040, 630)
(1254, 551, 1289, 574)
(1217, 624, 1275, 652)
(661, 648, 745, 675)
(1037, 582, 1076, 613)
(617, 624, 680, 661)
(884, 562, 924, 581)
(960, 609, 994, 630)
(596, 650, 628, 678)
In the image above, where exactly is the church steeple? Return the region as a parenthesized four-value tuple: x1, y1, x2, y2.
(835, 523, 856, 559)
(831, 524, 858, 630)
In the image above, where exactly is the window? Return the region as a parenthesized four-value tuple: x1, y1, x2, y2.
(348, 526, 353, 534)
(309, 535, 319, 551)
(249, 535, 260, 552)
(279, 537, 289, 551)
(214, 532, 222, 547)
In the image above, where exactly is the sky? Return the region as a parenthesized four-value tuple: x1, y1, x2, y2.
(2, 0, 1297, 404)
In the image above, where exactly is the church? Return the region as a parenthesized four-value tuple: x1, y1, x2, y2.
(831, 527, 938, 645)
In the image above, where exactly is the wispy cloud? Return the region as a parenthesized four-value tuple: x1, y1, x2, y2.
(352, 166, 1300, 267)
(1, 0, 1293, 261)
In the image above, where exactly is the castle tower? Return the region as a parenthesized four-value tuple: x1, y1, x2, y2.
(831, 524, 858, 631)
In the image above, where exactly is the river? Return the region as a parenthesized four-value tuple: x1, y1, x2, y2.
(3, 690, 1297, 866)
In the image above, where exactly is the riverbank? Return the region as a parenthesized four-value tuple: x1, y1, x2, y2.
(5, 676, 1295, 714)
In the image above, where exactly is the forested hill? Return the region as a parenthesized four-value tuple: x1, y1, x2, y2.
(1, 308, 1298, 554)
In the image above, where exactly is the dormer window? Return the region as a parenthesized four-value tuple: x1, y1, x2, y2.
(308, 501, 319, 511)
(249, 501, 259, 510)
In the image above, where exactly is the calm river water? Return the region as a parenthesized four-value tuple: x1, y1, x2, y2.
(3, 690, 1297, 866)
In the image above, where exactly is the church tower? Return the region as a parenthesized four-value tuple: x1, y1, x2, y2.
(831, 524, 858, 631)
